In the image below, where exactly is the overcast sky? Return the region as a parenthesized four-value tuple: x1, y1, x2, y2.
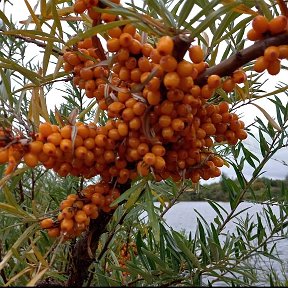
(1, 1, 288, 182)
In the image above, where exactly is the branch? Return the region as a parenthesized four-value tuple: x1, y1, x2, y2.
(196, 33, 288, 86)
(0, 30, 63, 55)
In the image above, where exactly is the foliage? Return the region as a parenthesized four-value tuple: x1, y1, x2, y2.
(0, 0, 288, 287)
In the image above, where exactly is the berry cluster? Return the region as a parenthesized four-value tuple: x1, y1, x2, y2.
(247, 15, 288, 75)
(118, 242, 137, 278)
(73, 0, 120, 22)
(40, 181, 120, 239)
(63, 20, 248, 183)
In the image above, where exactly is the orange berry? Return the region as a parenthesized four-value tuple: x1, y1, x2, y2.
(252, 15, 269, 34)
(264, 46, 280, 62)
(163, 72, 180, 89)
(143, 152, 156, 166)
(91, 193, 105, 206)
(60, 218, 74, 232)
(137, 160, 149, 176)
(154, 156, 165, 170)
(189, 45, 204, 64)
(62, 207, 75, 219)
(232, 70, 247, 83)
(29, 141, 44, 154)
(279, 45, 288, 58)
(47, 132, 62, 146)
(201, 84, 214, 99)
(207, 74, 221, 89)
(119, 32, 133, 47)
(75, 146, 88, 159)
(171, 118, 185, 131)
(39, 122, 53, 137)
(74, 210, 88, 223)
(159, 55, 178, 72)
(42, 143, 56, 156)
(74, 0, 86, 14)
(267, 59, 281, 75)
(247, 28, 263, 41)
(40, 218, 54, 229)
(108, 26, 122, 38)
(24, 152, 38, 167)
(254, 56, 269, 73)
(151, 144, 165, 157)
(108, 102, 125, 114)
(107, 38, 121, 52)
(47, 227, 60, 238)
(156, 36, 174, 56)
(268, 15, 288, 34)
(123, 24, 136, 36)
(222, 78, 235, 92)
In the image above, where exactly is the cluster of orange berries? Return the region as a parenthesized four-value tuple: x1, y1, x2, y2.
(73, 0, 120, 22)
(118, 242, 137, 278)
(247, 15, 288, 75)
(63, 17, 248, 183)
(40, 181, 120, 239)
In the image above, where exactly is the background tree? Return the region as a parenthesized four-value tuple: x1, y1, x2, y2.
(0, 0, 288, 286)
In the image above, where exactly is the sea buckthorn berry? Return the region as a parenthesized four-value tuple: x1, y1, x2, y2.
(278, 45, 288, 59)
(40, 218, 54, 229)
(232, 70, 247, 83)
(29, 141, 44, 154)
(156, 36, 174, 56)
(160, 55, 178, 72)
(75, 210, 88, 223)
(101, 11, 117, 22)
(43, 143, 56, 156)
(123, 24, 136, 36)
(147, 90, 161, 105)
(152, 144, 165, 157)
(247, 28, 263, 41)
(254, 56, 269, 73)
(189, 45, 204, 64)
(201, 84, 214, 99)
(171, 118, 185, 131)
(137, 161, 149, 176)
(24, 153, 38, 167)
(107, 38, 121, 52)
(267, 59, 281, 75)
(91, 193, 105, 206)
(176, 60, 194, 77)
(143, 152, 156, 166)
(128, 39, 142, 55)
(108, 102, 125, 114)
(39, 122, 53, 137)
(252, 15, 269, 34)
(207, 74, 221, 89)
(222, 78, 235, 92)
(154, 156, 165, 170)
(119, 32, 133, 47)
(163, 72, 180, 89)
(74, 0, 86, 14)
(47, 227, 60, 238)
(61, 218, 74, 232)
(142, 43, 153, 57)
(268, 15, 288, 34)
(47, 132, 62, 146)
(80, 67, 94, 80)
(132, 102, 146, 116)
(264, 46, 280, 62)
(108, 26, 122, 38)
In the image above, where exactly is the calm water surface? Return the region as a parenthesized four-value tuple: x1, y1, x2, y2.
(159, 201, 288, 286)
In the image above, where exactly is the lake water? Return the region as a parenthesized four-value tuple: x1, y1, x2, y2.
(158, 201, 288, 286)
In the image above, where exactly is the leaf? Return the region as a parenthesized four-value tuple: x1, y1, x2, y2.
(0, 223, 38, 271)
(50, 0, 63, 39)
(251, 103, 281, 131)
(3, 267, 31, 287)
(23, 0, 41, 29)
(172, 230, 201, 269)
(177, 0, 195, 28)
(111, 179, 146, 206)
(26, 267, 49, 286)
(220, 0, 258, 15)
(66, 20, 133, 47)
(0, 10, 11, 28)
